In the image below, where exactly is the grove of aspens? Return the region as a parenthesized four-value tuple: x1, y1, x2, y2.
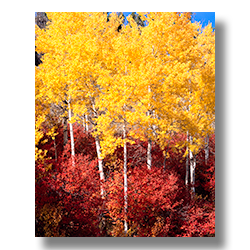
(35, 12, 215, 237)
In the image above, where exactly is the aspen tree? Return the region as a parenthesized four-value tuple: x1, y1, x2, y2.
(205, 135, 209, 164)
(185, 23, 215, 195)
(94, 17, 143, 233)
(184, 23, 215, 196)
(196, 24, 215, 163)
(137, 12, 198, 164)
(35, 12, 215, 227)
(35, 12, 118, 195)
(35, 13, 78, 157)
(137, 13, 214, 194)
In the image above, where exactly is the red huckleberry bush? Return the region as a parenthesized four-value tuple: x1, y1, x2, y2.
(36, 123, 215, 237)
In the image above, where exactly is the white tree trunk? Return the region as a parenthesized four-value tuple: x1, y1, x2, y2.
(147, 138, 152, 170)
(123, 124, 128, 235)
(146, 75, 153, 171)
(163, 142, 169, 172)
(91, 102, 105, 197)
(185, 132, 189, 186)
(189, 136, 196, 197)
(68, 101, 75, 158)
(85, 114, 89, 132)
(163, 151, 166, 172)
(185, 149, 189, 186)
(63, 116, 68, 146)
(205, 135, 209, 164)
(95, 135, 105, 197)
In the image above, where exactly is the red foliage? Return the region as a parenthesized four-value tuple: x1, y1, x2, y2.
(196, 134, 215, 202)
(36, 123, 97, 162)
(36, 124, 215, 237)
(60, 123, 97, 160)
(179, 198, 215, 237)
(36, 155, 104, 236)
(105, 166, 186, 237)
(53, 155, 104, 236)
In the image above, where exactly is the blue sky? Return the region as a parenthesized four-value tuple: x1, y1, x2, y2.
(123, 12, 215, 28)
(191, 12, 215, 28)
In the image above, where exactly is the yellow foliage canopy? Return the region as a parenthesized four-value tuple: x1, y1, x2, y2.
(35, 12, 215, 158)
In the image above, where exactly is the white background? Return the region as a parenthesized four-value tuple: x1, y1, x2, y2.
(0, 0, 243, 250)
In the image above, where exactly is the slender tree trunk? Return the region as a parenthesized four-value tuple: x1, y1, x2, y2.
(146, 69, 153, 171)
(123, 124, 128, 235)
(185, 132, 189, 186)
(163, 142, 169, 172)
(62, 99, 68, 147)
(68, 100, 76, 168)
(85, 114, 89, 132)
(122, 67, 128, 235)
(147, 138, 152, 170)
(68, 101, 75, 157)
(95, 135, 105, 197)
(91, 102, 105, 197)
(163, 151, 167, 172)
(189, 136, 196, 197)
(205, 135, 209, 164)
(63, 116, 68, 146)
(88, 100, 106, 233)
(190, 151, 196, 197)
(185, 149, 189, 186)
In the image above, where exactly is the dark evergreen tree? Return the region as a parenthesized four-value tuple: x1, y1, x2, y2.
(35, 12, 49, 66)
(106, 12, 125, 32)
(35, 12, 49, 29)
(131, 12, 145, 27)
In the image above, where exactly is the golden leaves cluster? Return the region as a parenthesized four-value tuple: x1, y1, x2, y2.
(35, 12, 215, 158)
